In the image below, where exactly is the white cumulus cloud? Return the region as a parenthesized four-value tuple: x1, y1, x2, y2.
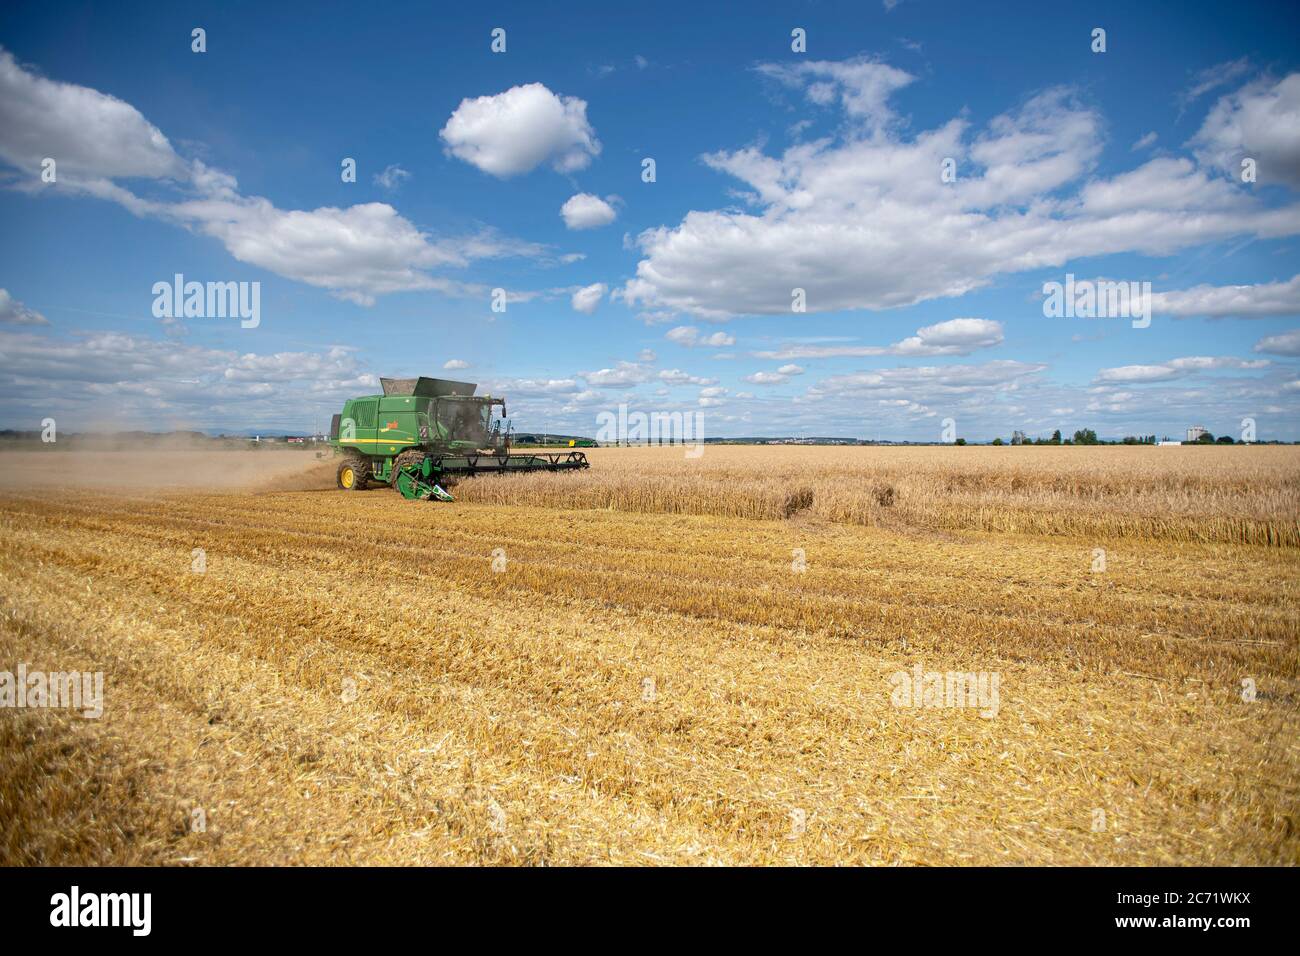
(1095, 356, 1270, 383)
(440, 83, 600, 177)
(581, 361, 651, 388)
(657, 368, 717, 386)
(0, 49, 554, 306)
(0, 47, 185, 184)
(571, 282, 607, 314)
(755, 318, 1003, 359)
(0, 326, 376, 430)
(1191, 73, 1300, 188)
(757, 56, 915, 129)
(744, 369, 796, 386)
(1153, 275, 1300, 318)
(1253, 329, 1300, 356)
(665, 326, 735, 348)
(620, 62, 1300, 320)
(0, 289, 49, 326)
(699, 385, 728, 407)
(561, 193, 618, 229)
(373, 164, 411, 190)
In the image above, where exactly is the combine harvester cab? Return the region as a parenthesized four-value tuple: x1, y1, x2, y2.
(329, 375, 589, 501)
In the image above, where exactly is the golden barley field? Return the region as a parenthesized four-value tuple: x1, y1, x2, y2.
(1, 445, 1297, 866)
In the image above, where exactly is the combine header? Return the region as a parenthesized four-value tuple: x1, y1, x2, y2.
(330, 376, 589, 501)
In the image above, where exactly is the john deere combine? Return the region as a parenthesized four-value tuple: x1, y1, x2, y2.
(330, 376, 588, 501)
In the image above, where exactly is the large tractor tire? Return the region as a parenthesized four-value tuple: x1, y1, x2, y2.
(388, 450, 426, 487)
(336, 457, 371, 491)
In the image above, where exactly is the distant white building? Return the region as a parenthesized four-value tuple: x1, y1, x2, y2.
(1158, 440, 1182, 446)
(1186, 426, 1207, 443)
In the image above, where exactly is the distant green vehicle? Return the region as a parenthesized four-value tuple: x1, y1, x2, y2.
(330, 376, 589, 501)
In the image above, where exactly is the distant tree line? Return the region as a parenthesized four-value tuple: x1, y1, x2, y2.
(986, 428, 1246, 446)
(1185, 430, 1237, 444)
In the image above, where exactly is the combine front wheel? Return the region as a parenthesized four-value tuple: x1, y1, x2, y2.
(389, 450, 455, 501)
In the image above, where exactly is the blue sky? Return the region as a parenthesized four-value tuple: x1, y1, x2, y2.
(1, 0, 1298, 440)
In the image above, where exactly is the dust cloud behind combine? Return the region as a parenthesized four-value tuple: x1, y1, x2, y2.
(0, 449, 339, 493)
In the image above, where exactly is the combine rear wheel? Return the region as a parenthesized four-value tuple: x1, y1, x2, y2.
(337, 457, 370, 491)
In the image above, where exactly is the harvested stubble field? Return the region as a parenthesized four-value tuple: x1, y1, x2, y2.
(1, 446, 1297, 866)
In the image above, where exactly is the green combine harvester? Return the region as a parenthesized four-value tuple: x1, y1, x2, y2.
(330, 376, 589, 501)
